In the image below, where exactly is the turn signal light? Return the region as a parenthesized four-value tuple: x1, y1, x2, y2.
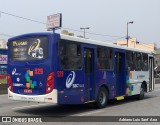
(7, 74, 13, 92)
(46, 72, 54, 94)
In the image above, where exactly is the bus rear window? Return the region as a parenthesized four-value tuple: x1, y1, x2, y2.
(10, 37, 48, 61)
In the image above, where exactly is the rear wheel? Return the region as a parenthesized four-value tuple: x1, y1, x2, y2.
(96, 87, 108, 108)
(137, 85, 145, 100)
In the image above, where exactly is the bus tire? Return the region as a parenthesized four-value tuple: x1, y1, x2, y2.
(137, 85, 145, 100)
(96, 87, 108, 108)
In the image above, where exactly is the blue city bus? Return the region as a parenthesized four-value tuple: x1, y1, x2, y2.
(7, 33, 154, 108)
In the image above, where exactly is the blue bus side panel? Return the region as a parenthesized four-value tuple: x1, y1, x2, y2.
(56, 40, 129, 104)
(57, 71, 85, 104)
(57, 43, 117, 104)
(56, 41, 86, 104)
(96, 70, 116, 99)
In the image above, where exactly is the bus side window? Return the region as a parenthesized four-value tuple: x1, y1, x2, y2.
(126, 52, 129, 70)
(126, 51, 135, 71)
(142, 54, 148, 71)
(59, 40, 82, 70)
(97, 47, 113, 70)
(108, 49, 113, 69)
(135, 52, 142, 71)
(77, 45, 81, 56)
(59, 42, 66, 56)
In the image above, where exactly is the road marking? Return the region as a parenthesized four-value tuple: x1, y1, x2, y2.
(0, 94, 8, 97)
(74, 109, 105, 116)
(12, 103, 54, 110)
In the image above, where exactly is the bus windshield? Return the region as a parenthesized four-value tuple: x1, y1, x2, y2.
(10, 37, 48, 61)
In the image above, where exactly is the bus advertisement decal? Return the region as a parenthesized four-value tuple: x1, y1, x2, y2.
(28, 39, 44, 59)
(66, 71, 76, 88)
(12, 68, 21, 76)
(25, 70, 38, 89)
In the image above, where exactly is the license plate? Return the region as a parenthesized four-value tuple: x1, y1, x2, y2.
(24, 89, 32, 93)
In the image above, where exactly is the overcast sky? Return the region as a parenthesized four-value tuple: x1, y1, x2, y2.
(0, 0, 160, 47)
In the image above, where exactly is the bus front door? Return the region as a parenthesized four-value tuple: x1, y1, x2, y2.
(84, 48, 95, 102)
(149, 57, 154, 91)
(115, 52, 126, 96)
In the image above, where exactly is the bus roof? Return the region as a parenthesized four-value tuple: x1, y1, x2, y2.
(8, 32, 153, 55)
(60, 34, 153, 55)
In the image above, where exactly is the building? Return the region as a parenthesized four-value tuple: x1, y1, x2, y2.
(0, 49, 7, 83)
(155, 48, 160, 66)
(61, 30, 74, 36)
(114, 38, 160, 77)
(155, 48, 160, 77)
(0, 40, 7, 49)
(114, 38, 156, 53)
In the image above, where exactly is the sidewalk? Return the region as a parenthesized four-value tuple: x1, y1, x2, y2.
(155, 78, 160, 84)
(0, 83, 7, 94)
(155, 78, 160, 90)
(155, 83, 160, 91)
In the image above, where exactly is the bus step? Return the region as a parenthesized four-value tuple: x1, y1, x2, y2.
(115, 96, 124, 100)
(84, 100, 96, 104)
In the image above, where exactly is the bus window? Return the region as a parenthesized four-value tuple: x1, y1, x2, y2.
(135, 53, 142, 71)
(126, 51, 135, 71)
(97, 47, 113, 70)
(142, 54, 148, 71)
(59, 40, 82, 70)
(84, 49, 92, 73)
(10, 37, 48, 61)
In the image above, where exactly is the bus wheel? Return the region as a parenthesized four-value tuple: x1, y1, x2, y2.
(96, 87, 108, 108)
(137, 85, 145, 100)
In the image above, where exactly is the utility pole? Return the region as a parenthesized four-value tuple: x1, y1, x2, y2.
(80, 27, 90, 38)
(127, 21, 134, 47)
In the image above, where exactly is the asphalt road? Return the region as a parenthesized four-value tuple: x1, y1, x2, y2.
(0, 84, 160, 125)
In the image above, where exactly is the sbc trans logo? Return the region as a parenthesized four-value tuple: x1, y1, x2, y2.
(28, 39, 43, 59)
(66, 71, 76, 88)
(12, 68, 16, 75)
(12, 68, 21, 76)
